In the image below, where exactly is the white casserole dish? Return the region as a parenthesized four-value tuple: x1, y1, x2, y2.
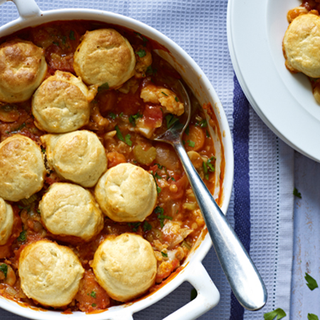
(0, 0, 234, 319)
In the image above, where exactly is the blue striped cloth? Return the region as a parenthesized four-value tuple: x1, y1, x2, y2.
(0, 1, 294, 319)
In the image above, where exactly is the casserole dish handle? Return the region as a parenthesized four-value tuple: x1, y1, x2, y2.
(0, 0, 41, 19)
(162, 262, 220, 320)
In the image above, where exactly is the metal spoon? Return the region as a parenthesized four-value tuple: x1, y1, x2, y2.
(154, 81, 267, 311)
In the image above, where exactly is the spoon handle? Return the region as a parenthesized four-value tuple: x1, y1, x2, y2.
(174, 141, 267, 311)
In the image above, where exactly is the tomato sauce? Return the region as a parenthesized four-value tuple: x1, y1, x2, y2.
(0, 20, 225, 313)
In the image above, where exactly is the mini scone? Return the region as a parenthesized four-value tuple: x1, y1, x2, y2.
(0, 135, 45, 202)
(0, 198, 13, 245)
(41, 130, 107, 187)
(32, 70, 90, 133)
(73, 28, 136, 88)
(94, 163, 157, 222)
(92, 233, 157, 302)
(283, 13, 320, 78)
(39, 183, 104, 241)
(19, 240, 84, 307)
(0, 39, 47, 103)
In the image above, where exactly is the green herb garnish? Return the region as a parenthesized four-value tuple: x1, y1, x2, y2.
(0, 264, 8, 279)
(305, 272, 318, 290)
(17, 230, 27, 242)
(146, 65, 156, 75)
(187, 140, 195, 148)
(161, 251, 168, 257)
(196, 119, 207, 128)
(125, 134, 132, 147)
(129, 112, 143, 126)
(154, 206, 172, 228)
(52, 41, 60, 46)
(115, 125, 124, 142)
(136, 49, 146, 58)
(128, 222, 141, 232)
(165, 114, 179, 128)
(263, 308, 286, 320)
(161, 91, 168, 96)
(98, 82, 109, 92)
(150, 170, 162, 193)
(69, 30, 76, 40)
(203, 157, 215, 180)
(175, 96, 179, 102)
(143, 221, 152, 231)
(91, 303, 97, 307)
(90, 291, 96, 298)
(308, 314, 319, 320)
(109, 112, 117, 120)
(293, 187, 302, 199)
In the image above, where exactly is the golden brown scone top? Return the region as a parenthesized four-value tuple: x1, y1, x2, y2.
(0, 135, 46, 202)
(19, 240, 84, 307)
(94, 163, 157, 222)
(0, 197, 13, 245)
(283, 13, 320, 78)
(92, 233, 157, 302)
(32, 71, 90, 133)
(73, 28, 136, 88)
(0, 39, 47, 103)
(39, 183, 104, 241)
(41, 130, 107, 188)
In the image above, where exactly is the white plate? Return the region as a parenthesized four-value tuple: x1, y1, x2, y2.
(227, 0, 320, 162)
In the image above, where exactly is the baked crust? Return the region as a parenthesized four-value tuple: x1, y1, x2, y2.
(283, 13, 320, 77)
(92, 233, 157, 302)
(0, 135, 45, 202)
(0, 198, 13, 245)
(19, 240, 84, 307)
(0, 39, 47, 103)
(39, 182, 104, 241)
(32, 71, 90, 133)
(41, 130, 107, 187)
(94, 163, 157, 222)
(73, 29, 136, 88)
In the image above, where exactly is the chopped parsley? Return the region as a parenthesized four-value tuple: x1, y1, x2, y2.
(146, 65, 156, 75)
(136, 49, 146, 58)
(154, 206, 172, 228)
(128, 222, 141, 232)
(129, 112, 143, 126)
(161, 91, 168, 96)
(190, 288, 197, 301)
(165, 114, 179, 128)
(125, 134, 132, 147)
(92, 303, 97, 307)
(196, 119, 208, 128)
(263, 308, 286, 320)
(308, 314, 319, 320)
(185, 125, 190, 135)
(109, 112, 117, 120)
(17, 230, 27, 242)
(90, 291, 96, 298)
(52, 41, 60, 46)
(150, 170, 162, 193)
(175, 96, 179, 102)
(293, 187, 302, 199)
(187, 140, 195, 148)
(161, 251, 168, 257)
(203, 157, 215, 180)
(69, 30, 76, 40)
(143, 221, 152, 231)
(0, 264, 8, 279)
(305, 272, 318, 290)
(41, 146, 46, 154)
(206, 130, 210, 138)
(115, 125, 124, 141)
(134, 32, 148, 45)
(98, 82, 109, 92)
